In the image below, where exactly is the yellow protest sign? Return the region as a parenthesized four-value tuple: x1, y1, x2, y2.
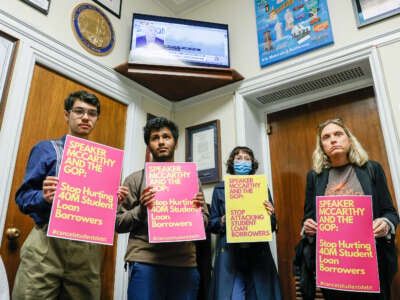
(225, 175, 272, 243)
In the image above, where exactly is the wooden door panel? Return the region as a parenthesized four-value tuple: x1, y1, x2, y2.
(268, 87, 398, 299)
(268, 105, 315, 299)
(0, 64, 127, 300)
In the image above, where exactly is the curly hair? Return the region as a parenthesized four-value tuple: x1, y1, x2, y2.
(312, 118, 368, 174)
(143, 117, 179, 145)
(226, 146, 259, 175)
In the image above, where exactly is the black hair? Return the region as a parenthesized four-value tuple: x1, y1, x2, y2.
(64, 90, 101, 115)
(143, 117, 179, 145)
(226, 146, 259, 175)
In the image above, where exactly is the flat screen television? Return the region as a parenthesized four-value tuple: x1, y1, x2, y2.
(129, 13, 230, 68)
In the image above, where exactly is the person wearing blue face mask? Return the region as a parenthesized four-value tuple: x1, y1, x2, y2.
(208, 146, 282, 300)
(233, 160, 252, 175)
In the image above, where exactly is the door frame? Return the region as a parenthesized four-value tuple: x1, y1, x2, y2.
(235, 36, 400, 266)
(0, 9, 174, 300)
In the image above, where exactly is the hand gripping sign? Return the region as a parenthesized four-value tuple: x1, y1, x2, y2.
(225, 175, 272, 243)
(146, 162, 206, 243)
(316, 195, 380, 292)
(48, 135, 124, 245)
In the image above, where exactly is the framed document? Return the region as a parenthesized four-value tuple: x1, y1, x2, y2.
(186, 120, 221, 184)
(0, 32, 18, 128)
(20, 0, 51, 15)
(352, 0, 400, 27)
(93, 0, 122, 18)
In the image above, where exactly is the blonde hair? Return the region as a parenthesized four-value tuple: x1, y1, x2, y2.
(312, 118, 368, 174)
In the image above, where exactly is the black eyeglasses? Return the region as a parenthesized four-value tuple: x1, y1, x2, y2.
(70, 108, 98, 118)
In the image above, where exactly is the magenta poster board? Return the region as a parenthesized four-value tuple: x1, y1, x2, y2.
(146, 162, 206, 243)
(316, 195, 380, 292)
(47, 135, 124, 245)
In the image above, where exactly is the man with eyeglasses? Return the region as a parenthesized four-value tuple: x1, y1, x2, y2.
(12, 90, 128, 300)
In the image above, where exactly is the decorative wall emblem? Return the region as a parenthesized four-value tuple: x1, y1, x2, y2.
(71, 3, 115, 56)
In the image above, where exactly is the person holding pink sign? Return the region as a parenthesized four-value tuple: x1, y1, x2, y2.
(116, 117, 209, 300)
(208, 146, 282, 300)
(302, 118, 399, 300)
(13, 91, 128, 300)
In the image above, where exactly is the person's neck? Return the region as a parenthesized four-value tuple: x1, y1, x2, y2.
(330, 155, 349, 168)
(154, 158, 174, 163)
(69, 132, 89, 140)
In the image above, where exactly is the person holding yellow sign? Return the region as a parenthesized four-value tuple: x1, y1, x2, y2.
(208, 146, 282, 300)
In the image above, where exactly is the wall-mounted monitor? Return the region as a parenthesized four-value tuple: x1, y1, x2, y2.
(129, 13, 230, 68)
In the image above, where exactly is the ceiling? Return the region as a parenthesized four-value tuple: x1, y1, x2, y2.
(152, 0, 213, 16)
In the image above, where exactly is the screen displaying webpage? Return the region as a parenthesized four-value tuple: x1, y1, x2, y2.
(129, 17, 229, 67)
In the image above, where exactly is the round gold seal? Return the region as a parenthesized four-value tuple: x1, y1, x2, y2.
(71, 3, 115, 56)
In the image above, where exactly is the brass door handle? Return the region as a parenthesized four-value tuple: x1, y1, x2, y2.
(6, 227, 21, 240)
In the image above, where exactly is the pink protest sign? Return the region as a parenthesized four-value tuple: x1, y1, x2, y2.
(146, 162, 206, 243)
(316, 195, 379, 292)
(47, 135, 124, 245)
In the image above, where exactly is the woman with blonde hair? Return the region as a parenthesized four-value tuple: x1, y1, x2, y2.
(302, 118, 399, 300)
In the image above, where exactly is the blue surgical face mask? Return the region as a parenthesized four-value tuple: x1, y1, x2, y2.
(233, 161, 252, 175)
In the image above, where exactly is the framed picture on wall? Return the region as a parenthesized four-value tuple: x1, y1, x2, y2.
(93, 0, 122, 18)
(20, 0, 51, 15)
(186, 120, 221, 185)
(0, 32, 18, 128)
(254, 0, 334, 67)
(352, 0, 400, 27)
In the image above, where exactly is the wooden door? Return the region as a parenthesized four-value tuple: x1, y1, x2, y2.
(0, 64, 127, 300)
(268, 87, 400, 299)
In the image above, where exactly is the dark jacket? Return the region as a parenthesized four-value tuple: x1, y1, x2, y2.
(208, 181, 282, 300)
(302, 161, 399, 296)
(293, 236, 316, 300)
(196, 204, 212, 300)
(15, 136, 66, 225)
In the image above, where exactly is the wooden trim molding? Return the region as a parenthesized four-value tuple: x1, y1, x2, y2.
(0, 8, 148, 300)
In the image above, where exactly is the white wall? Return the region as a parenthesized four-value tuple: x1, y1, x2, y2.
(125, 97, 173, 173)
(142, 97, 173, 119)
(183, 0, 400, 78)
(4, 0, 400, 85)
(173, 94, 236, 203)
(377, 43, 400, 151)
(1, 1, 171, 69)
(178, 1, 400, 192)
(176, 2, 400, 192)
